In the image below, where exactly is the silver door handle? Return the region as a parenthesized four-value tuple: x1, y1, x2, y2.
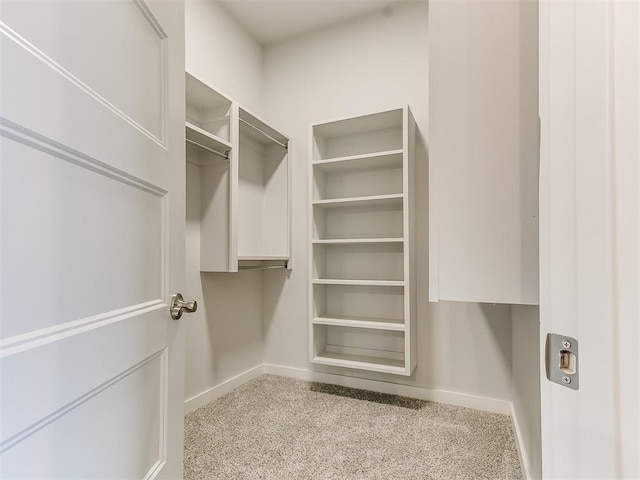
(170, 293, 197, 320)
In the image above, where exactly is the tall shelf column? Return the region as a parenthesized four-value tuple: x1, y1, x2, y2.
(309, 106, 416, 376)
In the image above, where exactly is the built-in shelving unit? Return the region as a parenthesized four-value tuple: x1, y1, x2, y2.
(309, 106, 416, 376)
(186, 71, 291, 272)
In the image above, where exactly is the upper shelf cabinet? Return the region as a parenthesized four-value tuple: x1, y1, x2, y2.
(185, 71, 291, 272)
(428, 0, 539, 305)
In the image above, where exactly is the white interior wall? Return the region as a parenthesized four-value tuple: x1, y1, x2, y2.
(184, 0, 265, 402)
(185, 0, 264, 113)
(511, 306, 542, 479)
(261, 1, 514, 401)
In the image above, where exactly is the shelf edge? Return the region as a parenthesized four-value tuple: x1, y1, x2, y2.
(312, 149, 404, 166)
(312, 317, 405, 331)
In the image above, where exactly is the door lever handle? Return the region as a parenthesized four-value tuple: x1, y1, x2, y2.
(170, 293, 197, 320)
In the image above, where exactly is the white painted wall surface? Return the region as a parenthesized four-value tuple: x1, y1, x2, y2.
(184, 163, 264, 401)
(511, 306, 542, 479)
(184, 0, 265, 402)
(262, 2, 514, 401)
(185, 0, 264, 115)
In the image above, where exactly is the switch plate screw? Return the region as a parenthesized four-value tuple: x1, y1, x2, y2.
(562, 375, 571, 384)
(562, 340, 571, 349)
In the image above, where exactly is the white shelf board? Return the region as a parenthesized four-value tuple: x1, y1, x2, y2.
(186, 72, 232, 110)
(312, 150, 403, 173)
(313, 279, 404, 287)
(312, 238, 404, 245)
(312, 351, 405, 375)
(311, 108, 404, 139)
(238, 256, 289, 261)
(313, 316, 405, 331)
(313, 193, 403, 209)
(186, 122, 232, 151)
(239, 107, 289, 147)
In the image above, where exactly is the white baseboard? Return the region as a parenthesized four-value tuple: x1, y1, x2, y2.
(184, 364, 264, 414)
(510, 403, 530, 480)
(262, 364, 512, 415)
(184, 362, 512, 416)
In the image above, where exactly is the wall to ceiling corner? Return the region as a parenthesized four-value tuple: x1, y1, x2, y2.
(260, 1, 514, 403)
(185, 0, 265, 115)
(183, 0, 266, 406)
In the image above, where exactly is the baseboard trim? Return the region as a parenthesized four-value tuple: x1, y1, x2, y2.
(262, 364, 512, 415)
(510, 403, 530, 479)
(184, 363, 513, 416)
(184, 364, 264, 414)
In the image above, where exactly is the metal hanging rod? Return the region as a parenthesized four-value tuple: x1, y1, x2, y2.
(186, 138, 230, 160)
(238, 260, 288, 271)
(239, 118, 288, 150)
(238, 265, 286, 270)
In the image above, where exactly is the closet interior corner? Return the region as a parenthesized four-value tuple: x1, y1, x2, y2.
(185, 71, 292, 273)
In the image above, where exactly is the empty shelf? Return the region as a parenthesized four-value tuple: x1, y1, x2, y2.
(313, 279, 404, 287)
(312, 108, 403, 141)
(313, 316, 405, 331)
(312, 238, 404, 245)
(238, 256, 289, 261)
(186, 72, 232, 111)
(312, 351, 405, 375)
(312, 150, 403, 173)
(239, 107, 288, 149)
(313, 194, 403, 209)
(186, 122, 232, 152)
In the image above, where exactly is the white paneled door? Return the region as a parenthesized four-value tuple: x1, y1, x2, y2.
(539, 0, 639, 478)
(0, 1, 186, 478)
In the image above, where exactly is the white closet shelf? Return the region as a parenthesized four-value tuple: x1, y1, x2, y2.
(239, 107, 289, 148)
(186, 72, 233, 111)
(313, 279, 404, 287)
(186, 122, 232, 151)
(238, 256, 289, 261)
(312, 150, 403, 173)
(312, 351, 405, 375)
(312, 238, 404, 244)
(312, 193, 403, 209)
(313, 316, 405, 331)
(311, 108, 404, 141)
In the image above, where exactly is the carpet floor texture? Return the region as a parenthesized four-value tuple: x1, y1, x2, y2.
(184, 375, 523, 480)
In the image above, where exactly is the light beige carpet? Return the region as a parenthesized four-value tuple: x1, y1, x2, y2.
(184, 375, 523, 480)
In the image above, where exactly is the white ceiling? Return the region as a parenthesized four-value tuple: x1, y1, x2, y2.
(218, 0, 411, 45)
